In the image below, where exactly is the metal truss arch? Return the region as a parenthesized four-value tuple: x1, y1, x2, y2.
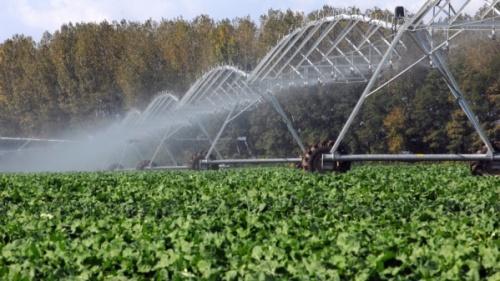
(140, 92, 179, 124)
(179, 65, 254, 108)
(248, 13, 404, 88)
(121, 109, 142, 127)
(117, 0, 500, 170)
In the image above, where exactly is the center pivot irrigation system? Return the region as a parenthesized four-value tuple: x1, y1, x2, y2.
(95, 0, 500, 173)
(125, 0, 500, 174)
(2, 0, 499, 174)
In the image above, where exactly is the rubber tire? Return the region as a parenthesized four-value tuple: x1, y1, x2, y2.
(301, 140, 351, 173)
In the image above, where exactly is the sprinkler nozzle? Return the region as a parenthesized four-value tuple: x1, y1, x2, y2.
(489, 29, 496, 40)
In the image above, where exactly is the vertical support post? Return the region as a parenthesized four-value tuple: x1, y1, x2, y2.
(262, 91, 306, 152)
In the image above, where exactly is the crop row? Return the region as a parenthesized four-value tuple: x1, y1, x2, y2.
(0, 165, 499, 280)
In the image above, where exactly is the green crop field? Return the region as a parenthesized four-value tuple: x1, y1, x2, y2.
(0, 165, 499, 280)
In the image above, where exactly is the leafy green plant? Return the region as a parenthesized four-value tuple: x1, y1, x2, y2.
(0, 165, 499, 280)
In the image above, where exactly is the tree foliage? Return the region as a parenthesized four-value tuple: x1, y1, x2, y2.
(0, 6, 498, 155)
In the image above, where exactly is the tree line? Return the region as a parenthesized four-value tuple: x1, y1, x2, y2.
(0, 6, 498, 157)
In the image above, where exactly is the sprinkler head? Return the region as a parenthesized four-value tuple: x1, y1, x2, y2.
(331, 72, 338, 81)
(442, 41, 449, 51)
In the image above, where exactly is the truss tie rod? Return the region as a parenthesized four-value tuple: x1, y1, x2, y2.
(449, 0, 472, 24)
(315, 49, 346, 79)
(366, 29, 463, 98)
(0, 137, 77, 143)
(300, 54, 328, 80)
(427, 19, 500, 31)
(227, 99, 260, 124)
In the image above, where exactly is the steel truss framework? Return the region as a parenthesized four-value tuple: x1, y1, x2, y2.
(112, 0, 500, 170)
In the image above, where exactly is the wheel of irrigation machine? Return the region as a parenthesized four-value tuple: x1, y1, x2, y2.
(190, 152, 203, 170)
(470, 142, 500, 176)
(301, 140, 351, 173)
(471, 161, 500, 176)
(136, 160, 157, 170)
(190, 151, 219, 171)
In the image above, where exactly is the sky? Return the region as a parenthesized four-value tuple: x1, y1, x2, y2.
(0, 0, 485, 42)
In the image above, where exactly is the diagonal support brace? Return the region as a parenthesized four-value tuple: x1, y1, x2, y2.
(261, 91, 306, 152)
(412, 30, 495, 156)
(149, 126, 183, 167)
(330, 0, 441, 154)
(205, 105, 238, 159)
(196, 121, 224, 160)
